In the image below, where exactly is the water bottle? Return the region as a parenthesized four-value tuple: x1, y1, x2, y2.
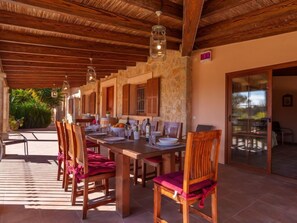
(145, 118, 151, 142)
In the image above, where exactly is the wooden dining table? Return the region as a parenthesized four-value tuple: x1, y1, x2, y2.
(86, 134, 186, 217)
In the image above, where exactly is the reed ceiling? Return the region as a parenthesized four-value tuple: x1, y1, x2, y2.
(0, 0, 296, 88)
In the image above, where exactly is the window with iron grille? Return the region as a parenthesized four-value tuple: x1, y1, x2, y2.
(137, 86, 145, 115)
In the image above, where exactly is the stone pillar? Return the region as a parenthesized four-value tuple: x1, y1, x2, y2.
(186, 56, 193, 132)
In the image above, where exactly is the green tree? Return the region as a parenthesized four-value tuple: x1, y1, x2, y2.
(10, 88, 63, 129)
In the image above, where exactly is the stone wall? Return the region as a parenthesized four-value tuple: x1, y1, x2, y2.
(101, 50, 191, 134)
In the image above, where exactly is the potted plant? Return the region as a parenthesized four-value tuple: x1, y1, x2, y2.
(106, 111, 111, 118)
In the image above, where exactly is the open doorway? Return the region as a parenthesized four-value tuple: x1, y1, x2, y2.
(272, 66, 297, 179)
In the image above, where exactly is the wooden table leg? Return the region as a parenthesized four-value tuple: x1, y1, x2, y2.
(162, 152, 176, 174)
(115, 153, 130, 217)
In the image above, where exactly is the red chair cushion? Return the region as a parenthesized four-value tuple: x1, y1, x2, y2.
(57, 152, 64, 161)
(86, 140, 100, 148)
(144, 155, 162, 163)
(153, 171, 217, 208)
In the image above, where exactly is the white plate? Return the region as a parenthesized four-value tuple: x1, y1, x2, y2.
(157, 142, 180, 147)
(104, 137, 125, 142)
(158, 137, 178, 144)
(88, 132, 107, 136)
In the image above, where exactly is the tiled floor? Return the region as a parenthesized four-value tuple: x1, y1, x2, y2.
(1, 131, 297, 223)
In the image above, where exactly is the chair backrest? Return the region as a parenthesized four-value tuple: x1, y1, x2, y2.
(55, 121, 62, 154)
(272, 121, 281, 133)
(183, 130, 222, 194)
(162, 121, 183, 140)
(75, 118, 95, 126)
(196, 124, 214, 132)
(65, 123, 76, 164)
(55, 121, 67, 155)
(72, 124, 88, 172)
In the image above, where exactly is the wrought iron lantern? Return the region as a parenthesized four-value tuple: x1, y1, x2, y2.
(62, 75, 70, 92)
(150, 11, 166, 60)
(86, 58, 96, 84)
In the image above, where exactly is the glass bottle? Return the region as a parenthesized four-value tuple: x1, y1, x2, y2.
(125, 117, 131, 129)
(145, 118, 151, 141)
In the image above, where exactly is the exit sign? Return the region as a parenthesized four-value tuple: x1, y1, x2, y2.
(200, 50, 212, 62)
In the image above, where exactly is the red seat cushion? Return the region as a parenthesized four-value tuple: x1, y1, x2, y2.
(144, 155, 180, 164)
(57, 152, 64, 161)
(86, 140, 100, 148)
(153, 171, 217, 208)
(144, 155, 162, 163)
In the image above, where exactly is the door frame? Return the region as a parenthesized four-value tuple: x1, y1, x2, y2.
(226, 69, 272, 173)
(225, 61, 297, 173)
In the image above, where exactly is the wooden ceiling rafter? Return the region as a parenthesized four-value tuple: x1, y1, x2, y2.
(0, 42, 148, 62)
(10, 0, 182, 40)
(0, 10, 179, 49)
(0, 53, 137, 66)
(181, 0, 204, 56)
(120, 0, 183, 20)
(0, 29, 151, 56)
(196, 0, 297, 49)
(2, 61, 128, 70)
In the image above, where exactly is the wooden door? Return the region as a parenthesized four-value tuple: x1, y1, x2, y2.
(226, 70, 272, 172)
(146, 77, 160, 116)
(106, 86, 114, 116)
(122, 84, 130, 115)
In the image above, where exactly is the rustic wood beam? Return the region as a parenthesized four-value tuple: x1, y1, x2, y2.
(196, 0, 297, 49)
(0, 29, 150, 56)
(0, 10, 179, 49)
(3, 66, 118, 73)
(120, 0, 183, 20)
(7, 82, 85, 89)
(2, 61, 127, 70)
(202, 0, 253, 17)
(5, 70, 112, 75)
(0, 10, 149, 48)
(0, 53, 137, 66)
(11, 0, 181, 40)
(3, 66, 120, 73)
(0, 42, 148, 62)
(181, 0, 204, 56)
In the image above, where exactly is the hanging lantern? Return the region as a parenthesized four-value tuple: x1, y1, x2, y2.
(51, 84, 58, 98)
(86, 58, 96, 84)
(150, 11, 166, 60)
(62, 75, 70, 92)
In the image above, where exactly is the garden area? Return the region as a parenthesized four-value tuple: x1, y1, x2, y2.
(9, 88, 63, 130)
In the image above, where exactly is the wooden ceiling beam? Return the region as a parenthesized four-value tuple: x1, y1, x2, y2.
(0, 29, 149, 56)
(120, 0, 183, 20)
(3, 65, 121, 72)
(181, 0, 204, 56)
(0, 10, 149, 48)
(196, 0, 297, 49)
(0, 53, 137, 66)
(2, 61, 127, 70)
(0, 42, 148, 62)
(5, 70, 112, 75)
(0, 10, 179, 49)
(11, 0, 181, 40)
(202, 0, 253, 17)
(7, 82, 85, 89)
(4, 67, 119, 73)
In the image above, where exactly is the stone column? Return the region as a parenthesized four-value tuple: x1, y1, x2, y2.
(185, 56, 193, 132)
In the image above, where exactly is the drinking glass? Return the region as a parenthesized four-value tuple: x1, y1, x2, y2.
(165, 126, 171, 138)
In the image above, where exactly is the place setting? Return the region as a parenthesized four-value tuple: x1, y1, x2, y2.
(147, 136, 185, 150)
